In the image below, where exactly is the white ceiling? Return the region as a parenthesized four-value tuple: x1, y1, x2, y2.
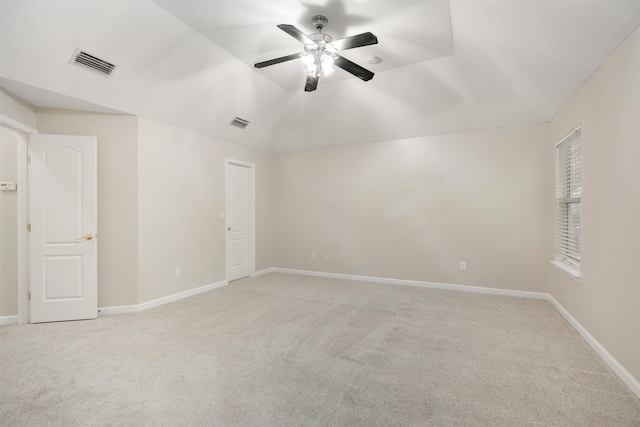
(155, 0, 455, 92)
(1, 1, 639, 153)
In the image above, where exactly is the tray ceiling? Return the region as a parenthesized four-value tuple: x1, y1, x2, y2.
(1, 1, 639, 152)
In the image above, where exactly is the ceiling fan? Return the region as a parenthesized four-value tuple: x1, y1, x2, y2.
(254, 15, 378, 92)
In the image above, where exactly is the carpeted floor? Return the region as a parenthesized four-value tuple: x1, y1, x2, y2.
(1, 272, 639, 426)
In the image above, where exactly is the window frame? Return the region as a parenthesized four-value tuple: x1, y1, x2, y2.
(552, 125, 582, 279)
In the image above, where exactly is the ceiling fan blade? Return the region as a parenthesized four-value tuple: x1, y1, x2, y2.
(277, 24, 316, 45)
(331, 32, 378, 51)
(304, 75, 319, 92)
(254, 52, 304, 68)
(333, 55, 374, 81)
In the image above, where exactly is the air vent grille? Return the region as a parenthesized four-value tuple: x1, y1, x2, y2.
(229, 117, 250, 129)
(69, 48, 117, 77)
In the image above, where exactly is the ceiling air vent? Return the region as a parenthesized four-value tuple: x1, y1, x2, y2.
(229, 117, 250, 129)
(69, 48, 117, 78)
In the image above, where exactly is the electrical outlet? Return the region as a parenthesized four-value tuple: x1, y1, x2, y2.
(175, 267, 181, 277)
(311, 252, 316, 259)
(460, 262, 467, 271)
(325, 253, 330, 261)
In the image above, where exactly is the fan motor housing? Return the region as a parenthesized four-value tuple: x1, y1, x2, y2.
(308, 32, 333, 46)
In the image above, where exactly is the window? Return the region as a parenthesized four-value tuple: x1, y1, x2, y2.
(554, 126, 581, 277)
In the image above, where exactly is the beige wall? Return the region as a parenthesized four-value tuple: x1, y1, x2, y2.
(548, 26, 640, 380)
(0, 127, 19, 316)
(272, 124, 552, 293)
(0, 88, 36, 129)
(36, 110, 139, 307)
(137, 117, 273, 303)
(2, 106, 273, 310)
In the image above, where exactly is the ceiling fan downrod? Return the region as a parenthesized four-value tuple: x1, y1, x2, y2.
(307, 15, 333, 47)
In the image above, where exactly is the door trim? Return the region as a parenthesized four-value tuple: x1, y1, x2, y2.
(225, 158, 255, 281)
(0, 115, 37, 325)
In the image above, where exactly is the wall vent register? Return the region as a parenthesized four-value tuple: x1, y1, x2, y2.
(69, 48, 117, 77)
(229, 117, 250, 129)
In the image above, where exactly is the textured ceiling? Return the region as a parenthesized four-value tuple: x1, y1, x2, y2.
(1, 1, 639, 153)
(154, 0, 454, 91)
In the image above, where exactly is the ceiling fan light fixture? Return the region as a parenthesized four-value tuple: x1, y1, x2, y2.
(301, 52, 318, 76)
(300, 29, 337, 77)
(301, 50, 335, 78)
(321, 54, 335, 75)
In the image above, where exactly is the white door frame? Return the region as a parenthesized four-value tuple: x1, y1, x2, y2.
(225, 158, 255, 281)
(0, 114, 37, 324)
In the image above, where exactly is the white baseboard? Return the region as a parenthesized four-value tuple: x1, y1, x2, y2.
(253, 267, 276, 277)
(138, 280, 228, 311)
(269, 267, 549, 300)
(548, 295, 640, 400)
(0, 315, 18, 326)
(99, 280, 228, 316)
(97, 304, 141, 316)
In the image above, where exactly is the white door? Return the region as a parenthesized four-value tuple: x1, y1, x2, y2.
(226, 163, 249, 281)
(29, 134, 97, 323)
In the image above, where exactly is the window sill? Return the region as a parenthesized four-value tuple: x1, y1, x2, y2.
(551, 260, 582, 281)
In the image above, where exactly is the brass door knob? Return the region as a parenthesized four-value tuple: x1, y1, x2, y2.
(78, 233, 93, 241)
(227, 227, 231, 231)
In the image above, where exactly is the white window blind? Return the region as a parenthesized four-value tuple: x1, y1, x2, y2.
(555, 127, 581, 268)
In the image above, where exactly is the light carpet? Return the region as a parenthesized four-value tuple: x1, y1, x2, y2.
(1, 272, 639, 426)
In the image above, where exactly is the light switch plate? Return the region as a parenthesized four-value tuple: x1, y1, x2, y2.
(0, 182, 17, 191)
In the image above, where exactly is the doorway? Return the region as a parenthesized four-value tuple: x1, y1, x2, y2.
(0, 117, 32, 325)
(0, 126, 20, 323)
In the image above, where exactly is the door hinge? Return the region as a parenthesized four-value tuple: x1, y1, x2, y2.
(28, 223, 31, 232)
(28, 155, 31, 164)
(28, 292, 31, 301)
